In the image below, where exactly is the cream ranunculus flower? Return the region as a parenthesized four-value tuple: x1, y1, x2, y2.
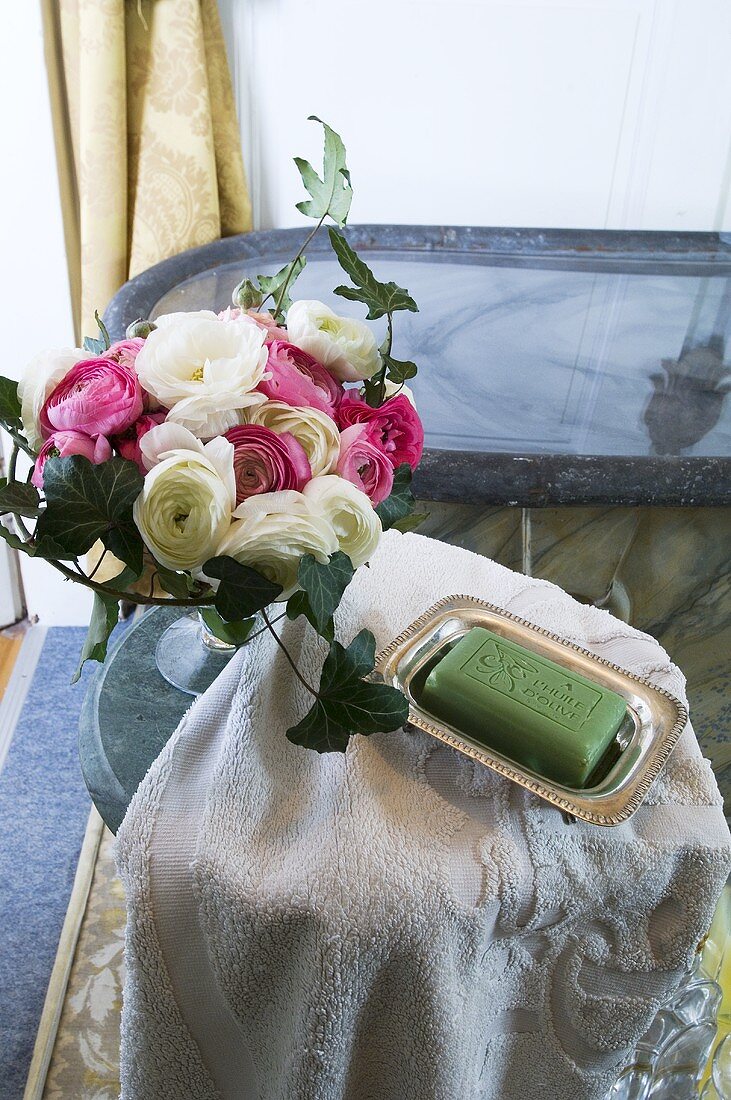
(215, 490, 338, 599)
(286, 300, 380, 382)
(133, 433, 236, 572)
(304, 474, 381, 568)
(18, 347, 91, 450)
(249, 400, 339, 476)
(134, 310, 268, 439)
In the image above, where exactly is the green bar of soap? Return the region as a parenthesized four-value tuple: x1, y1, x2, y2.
(420, 627, 627, 788)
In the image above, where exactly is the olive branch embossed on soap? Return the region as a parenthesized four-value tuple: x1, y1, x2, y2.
(476, 641, 539, 692)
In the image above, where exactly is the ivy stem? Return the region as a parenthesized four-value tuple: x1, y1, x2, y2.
(43, 557, 218, 607)
(263, 214, 327, 317)
(86, 548, 109, 582)
(261, 607, 319, 697)
(8, 442, 19, 484)
(2, 420, 34, 455)
(378, 312, 393, 405)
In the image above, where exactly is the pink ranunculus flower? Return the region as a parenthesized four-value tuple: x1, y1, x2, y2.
(40, 357, 144, 440)
(336, 423, 394, 505)
(113, 412, 166, 473)
(217, 307, 289, 344)
(105, 337, 162, 413)
(258, 341, 343, 418)
(106, 337, 144, 370)
(31, 430, 112, 489)
(224, 424, 312, 506)
(337, 392, 424, 470)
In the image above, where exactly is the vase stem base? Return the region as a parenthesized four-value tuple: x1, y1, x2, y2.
(155, 613, 236, 696)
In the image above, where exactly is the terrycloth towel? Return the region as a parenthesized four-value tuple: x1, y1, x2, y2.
(116, 531, 731, 1100)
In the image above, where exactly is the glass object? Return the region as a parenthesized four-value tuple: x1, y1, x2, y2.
(654, 1021, 717, 1075)
(648, 1067, 703, 1099)
(608, 1064, 652, 1100)
(712, 1034, 731, 1097)
(155, 610, 240, 696)
(612, 881, 731, 1098)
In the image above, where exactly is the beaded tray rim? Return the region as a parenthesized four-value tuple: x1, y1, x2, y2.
(374, 595, 688, 826)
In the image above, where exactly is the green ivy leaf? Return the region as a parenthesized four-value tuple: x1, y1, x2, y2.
(34, 455, 143, 563)
(329, 229, 418, 321)
(321, 628, 377, 687)
(82, 310, 111, 355)
(294, 116, 353, 228)
(71, 563, 137, 683)
(0, 375, 22, 429)
(0, 481, 41, 518)
(257, 256, 306, 322)
(286, 590, 335, 643)
(286, 629, 409, 752)
(375, 463, 415, 531)
(102, 525, 144, 577)
(203, 555, 283, 621)
(0, 517, 35, 554)
(296, 551, 353, 636)
(286, 698, 352, 753)
(72, 592, 120, 683)
(200, 607, 256, 647)
(383, 354, 417, 385)
(156, 566, 193, 600)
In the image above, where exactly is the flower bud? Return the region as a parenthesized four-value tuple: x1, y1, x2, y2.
(125, 318, 157, 340)
(232, 278, 263, 310)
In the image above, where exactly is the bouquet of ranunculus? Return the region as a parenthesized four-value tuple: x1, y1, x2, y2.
(0, 119, 427, 751)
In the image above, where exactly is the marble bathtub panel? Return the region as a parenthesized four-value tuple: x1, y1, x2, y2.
(416, 501, 523, 572)
(522, 506, 641, 607)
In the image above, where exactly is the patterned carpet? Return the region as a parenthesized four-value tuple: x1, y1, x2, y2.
(40, 826, 123, 1100)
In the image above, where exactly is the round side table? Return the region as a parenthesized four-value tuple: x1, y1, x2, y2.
(79, 608, 193, 833)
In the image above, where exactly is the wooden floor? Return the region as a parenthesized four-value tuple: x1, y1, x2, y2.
(0, 622, 29, 697)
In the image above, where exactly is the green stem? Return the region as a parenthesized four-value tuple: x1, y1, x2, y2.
(3, 426, 34, 459)
(44, 556, 217, 607)
(266, 214, 327, 317)
(377, 312, 393, 405)
(8, 442, 19, 485)
(261, 607, 319, 696)
(86, 548, 109, 582)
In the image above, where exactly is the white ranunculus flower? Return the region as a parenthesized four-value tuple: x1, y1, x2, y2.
(134, 310, 269, 438)
(249, 400, 339, 476)
(286, 300, 380, 382)
(133, 435, 236, 572)
(139, 420, 212, 471)
(18, 347, 90, 450)
(215, 490, 338, 599)
(304, 474, 381, 568)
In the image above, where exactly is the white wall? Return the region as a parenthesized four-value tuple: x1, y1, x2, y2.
(0, 1, 92, 625)
(221, 0, 731, 234)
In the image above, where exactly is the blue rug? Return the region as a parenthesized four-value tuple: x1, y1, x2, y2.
(0, 626, 108, 1100)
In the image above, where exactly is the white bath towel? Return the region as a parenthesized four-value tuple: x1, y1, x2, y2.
(116, 531, 731, 1100)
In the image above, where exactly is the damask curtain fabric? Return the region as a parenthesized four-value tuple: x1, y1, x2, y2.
(42, 0, 251, 340)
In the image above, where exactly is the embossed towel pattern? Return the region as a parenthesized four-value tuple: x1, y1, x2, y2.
(116, 531, 731, 1100)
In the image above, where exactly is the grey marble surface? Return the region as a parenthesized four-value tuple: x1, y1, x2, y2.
(152, 254, 731, 460)
(78, 608, 191, 833)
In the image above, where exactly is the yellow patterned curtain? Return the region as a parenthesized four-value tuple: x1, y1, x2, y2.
(42, 0, 251, 341)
